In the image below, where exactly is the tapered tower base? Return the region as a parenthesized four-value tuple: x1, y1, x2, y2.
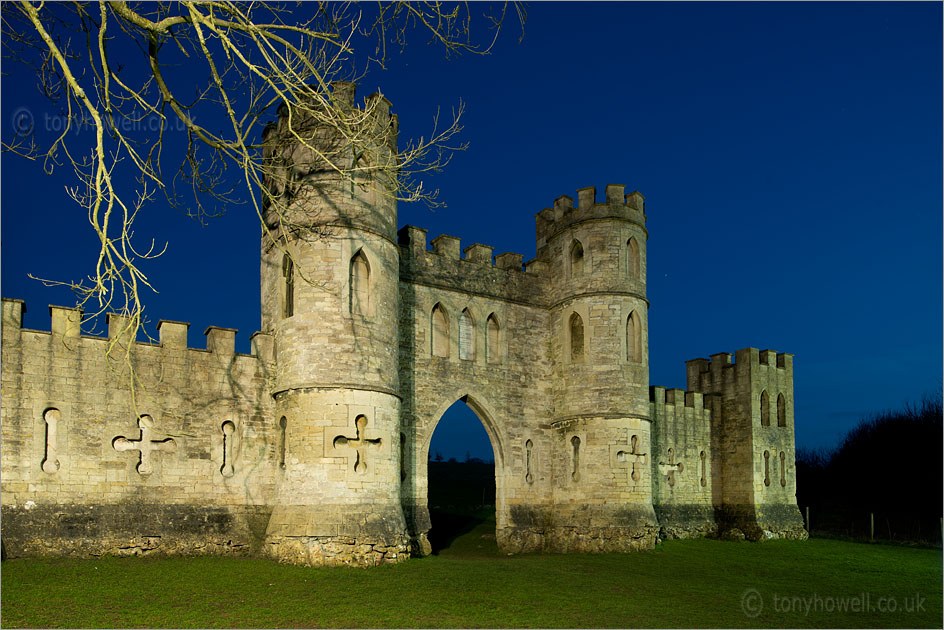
(264, 504, 410, 566)
(715, 503, 808, 542)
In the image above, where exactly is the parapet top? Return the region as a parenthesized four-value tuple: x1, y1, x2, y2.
(687, 348, 793, 371)
(649, 386, 710, 411)
(548, 184, 644, 212)
(262, 81, 399, 152)
(536, 184, 646, 243)
(398, 225, 529, 272)
(1, 298, 272, 358)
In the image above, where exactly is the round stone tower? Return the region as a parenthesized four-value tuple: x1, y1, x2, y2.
(260, 83, 408, 566)
(535, 184, 658, 551)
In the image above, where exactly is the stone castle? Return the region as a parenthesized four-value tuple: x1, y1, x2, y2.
(0, 84, 806, 565)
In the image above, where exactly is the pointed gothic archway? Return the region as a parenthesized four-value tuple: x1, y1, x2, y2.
(406, 392, 508, 556)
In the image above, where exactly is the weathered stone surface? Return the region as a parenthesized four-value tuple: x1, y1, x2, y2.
(0, 83, 806, 565)
(500, 503, 659, 553)
(654, 505, 719, 540)
(264, 534, 409, 567)
(1, 503, 270, 557)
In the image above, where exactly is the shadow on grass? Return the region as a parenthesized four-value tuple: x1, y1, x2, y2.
(428, 506, 499, 557)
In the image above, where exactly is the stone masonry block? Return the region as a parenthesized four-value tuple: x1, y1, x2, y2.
(577, 186, 596, 208)
(605, 184, 625, 204)
(462, 243, 493, 265)
(158, 320, 190, 348)
(205, 326, 237, 355)
(50, 305, 82, 339)
(431, 234, 460, 259)
(495, 252, 524, 271)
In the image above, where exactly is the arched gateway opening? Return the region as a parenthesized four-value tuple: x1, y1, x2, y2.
(421, 395, 504, 555)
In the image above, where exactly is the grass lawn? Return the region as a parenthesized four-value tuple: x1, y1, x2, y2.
(1, 513, 940, 628)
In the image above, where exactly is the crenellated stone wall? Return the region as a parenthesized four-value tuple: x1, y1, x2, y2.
(649, 387, 716, 539)
(1, 299, 278, 558)
(1, 82, 806, 564)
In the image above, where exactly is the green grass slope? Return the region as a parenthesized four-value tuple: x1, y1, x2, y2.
(1, 514, 940, 628)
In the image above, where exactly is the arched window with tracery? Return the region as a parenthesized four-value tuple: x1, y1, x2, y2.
(431, 304, 449, 357)
(570, 240, 585, 277)
(459, 308, 475, 361)
(350, 250, 370, 316)
(626, 311, 642, 362)
(486, 314, 501, 364)
(569, 312, 584, 363)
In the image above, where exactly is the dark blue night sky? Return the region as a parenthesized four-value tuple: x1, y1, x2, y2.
(2, 2, 941, 462)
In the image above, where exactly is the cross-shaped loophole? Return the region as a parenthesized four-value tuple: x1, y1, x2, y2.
(659, 448, 684, 487)
(113, 415, 176, 475)
(617, 434, 648, 482)
(333, 415, 382, 474)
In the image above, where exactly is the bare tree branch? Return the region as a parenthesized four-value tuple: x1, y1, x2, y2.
(2, 0, 524, 407)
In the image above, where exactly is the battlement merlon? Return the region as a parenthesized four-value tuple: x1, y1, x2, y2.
(462, 243, 493, 265)
(685, 348, 794, 393)
(495, 252, 524, 271)
(535, 184, 647, 251)
(397, 224, 428, 258)
(2, 297, 25, 329)
(48, 305, 83, 338)
(430, 234, 461, 259)
(205, 326, 238, 355)
(157, 320, 190, 348)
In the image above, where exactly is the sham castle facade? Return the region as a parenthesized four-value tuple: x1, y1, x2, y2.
(1, 84, 806, 565)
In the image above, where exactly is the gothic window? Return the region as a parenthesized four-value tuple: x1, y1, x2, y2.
(626, 311, 642, 362)
(628, 236, 640, 279)
(282, 254, 294, 318)
(350, 250, 370, 316)
(431, 304, 449, 357)
(569, 312, 584, 364)
(777, 393, 787, 427)
(459, 308, 475, 361)
(760, 390, 770, 427)
(486, 314, 501, 364)
(570, 240, 585, 277)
